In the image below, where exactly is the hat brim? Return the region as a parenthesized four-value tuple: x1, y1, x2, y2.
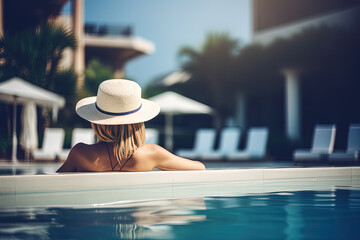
(76, 96, 160, 125)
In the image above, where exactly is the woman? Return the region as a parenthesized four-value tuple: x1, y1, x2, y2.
(57, 79, 205, 172)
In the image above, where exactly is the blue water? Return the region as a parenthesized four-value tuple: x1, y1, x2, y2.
(1, 188, 360, 239)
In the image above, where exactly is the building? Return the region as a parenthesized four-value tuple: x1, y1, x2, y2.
(249, 0, 360, 142)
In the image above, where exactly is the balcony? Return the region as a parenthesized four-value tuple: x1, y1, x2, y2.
(82, 23, 154, 78)
(84, 23, 133, 37)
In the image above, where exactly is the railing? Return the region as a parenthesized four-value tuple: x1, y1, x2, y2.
(84, 23, 133, 37)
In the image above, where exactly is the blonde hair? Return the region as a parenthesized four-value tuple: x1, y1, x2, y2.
(91, 122, 145, 166)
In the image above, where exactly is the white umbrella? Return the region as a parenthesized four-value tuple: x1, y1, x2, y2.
(20, 102, 38, 162)
(149, 91, 213, 151)
(0, 77, 65, 163)
(0, 77, 65, 107)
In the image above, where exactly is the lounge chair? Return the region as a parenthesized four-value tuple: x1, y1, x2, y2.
(227, 127, 269, 161)
(144, 128, 159, 144)
(33, 128, 65, 161)
(176, 129, 216, 159)
(200, 128, 241, 160)
(58, 128, 95, 161)
(329, 124, 360, 163)
(293, 124, 336, 163)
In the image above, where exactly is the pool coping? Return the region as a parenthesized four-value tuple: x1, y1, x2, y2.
(1, 167, 360, 208)
(1, 166, 359, 194)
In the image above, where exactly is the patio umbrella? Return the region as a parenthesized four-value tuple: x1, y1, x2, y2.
(149, 91, 213, 151)
(0, 77, 65, 163)
(20, 101, 38, 162)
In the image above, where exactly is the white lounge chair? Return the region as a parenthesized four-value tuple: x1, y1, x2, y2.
(58, 128, 95, 161)
(200, 128, 241, 160)
(144, 128, 159, 145)
(227, 127, 269, 161)
(33, 128, 65, 161)
(176, 129, 216, 159)
(329, 124, 360, 163)
(293, 124, 336, 162)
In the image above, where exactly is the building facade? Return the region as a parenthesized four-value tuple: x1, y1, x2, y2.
(250, 0, 360, 141)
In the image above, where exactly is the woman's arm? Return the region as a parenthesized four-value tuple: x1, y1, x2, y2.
(141, 144, 206, 171)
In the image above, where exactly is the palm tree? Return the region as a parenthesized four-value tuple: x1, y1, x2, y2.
(0, 22, 77, 96)
(85, 59, 114, 96)
(179, 33, 241, 126)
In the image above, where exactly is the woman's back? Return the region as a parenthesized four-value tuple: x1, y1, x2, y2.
(57, 142, 205, 172)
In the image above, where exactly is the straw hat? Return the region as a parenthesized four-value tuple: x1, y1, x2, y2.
(76, 79, 160, 125)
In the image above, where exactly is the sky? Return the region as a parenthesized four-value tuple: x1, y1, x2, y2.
(76, 0, 252, 87)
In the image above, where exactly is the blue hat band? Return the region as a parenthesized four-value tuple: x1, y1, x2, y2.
(95, 102, 142, 116)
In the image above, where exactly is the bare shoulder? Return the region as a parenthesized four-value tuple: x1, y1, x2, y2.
(57, 142, 99, 172)
(70, 142, 106, 162)
(71, 142, 92, 153)
(67, 142, 92, 160)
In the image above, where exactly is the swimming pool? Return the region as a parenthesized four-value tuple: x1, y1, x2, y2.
(1, 167, 359, 239)
(1, 188, 359, 239)
(0, 162, 61, 175)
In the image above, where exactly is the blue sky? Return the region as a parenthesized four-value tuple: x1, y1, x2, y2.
(79, 0, 252, 87)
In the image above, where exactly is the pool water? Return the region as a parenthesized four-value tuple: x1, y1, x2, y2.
(1, 187, 360, 240)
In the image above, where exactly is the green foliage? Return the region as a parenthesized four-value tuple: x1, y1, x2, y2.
(142, 86, 165, 99)
(0, 135, 11, 155)
(53, 69, 77, 99)
(178, 33, 241, 124)
(85, 59, 114, 95)
(0, 22, 77, 93)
